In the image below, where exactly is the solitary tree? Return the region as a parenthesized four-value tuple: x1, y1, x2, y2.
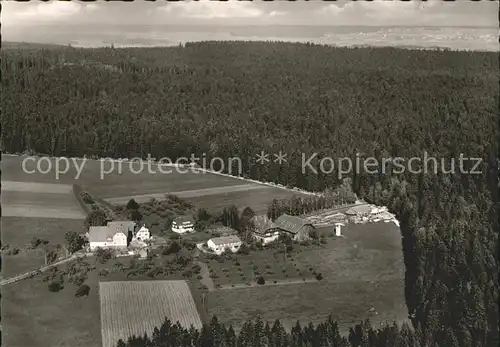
(130, 209, 143, 222)
(126, 198, 140, 210)
(84, 209, 107, 230)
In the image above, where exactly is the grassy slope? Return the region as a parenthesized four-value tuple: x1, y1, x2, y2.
(2, 217, 83, 278)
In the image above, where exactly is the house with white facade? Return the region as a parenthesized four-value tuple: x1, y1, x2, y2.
(207, 235, 242, 255)
(171, 216, 195, 234)
(135, 224, 151, 241)
(88, 224, 128, 251)
(250, 215, 281, 245)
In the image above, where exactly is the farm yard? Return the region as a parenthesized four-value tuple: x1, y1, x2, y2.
(205, 222, 407, 333)
(99, 281, 203, 347)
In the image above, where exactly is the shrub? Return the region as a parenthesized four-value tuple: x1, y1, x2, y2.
(75, 284, 90, 297)
(273, 280, 278, 284)
(126, 199, 140, 210)
(99, 269, 109, 277)
(80, 192, 94, 204)
(257, 276, 265, 285)
(95, 248, 114, 264)
(48, 281, 63, 292)
(316, 273, 323, 281)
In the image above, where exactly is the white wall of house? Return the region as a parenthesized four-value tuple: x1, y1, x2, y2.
(90, 232, 127, 251)
(135, 226, 151, 241)
(207, 240, 242, 255)
(113, 232, 127, 247)
(254, 232, 280, 245)
(172, 222, 194, 234)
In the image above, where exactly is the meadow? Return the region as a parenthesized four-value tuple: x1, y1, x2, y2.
(1, 217, 84, 278)
(100, 281, 203, 347)
(206, 222, 407, 333)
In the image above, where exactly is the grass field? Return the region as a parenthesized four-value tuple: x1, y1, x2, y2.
(99, 281, 203, 347)
(1, 217, 84, 277)
(2, 154, 306, 215)
(1, 253, 207, 347)
(206, 222, 407, 333)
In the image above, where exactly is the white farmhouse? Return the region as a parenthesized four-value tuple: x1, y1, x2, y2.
(171, 216, 195, 234)
(88, 225, 128, 251)
(135, 224, 151, 241)
(250, 215, 281, 245)
(207, 235, 242, 255)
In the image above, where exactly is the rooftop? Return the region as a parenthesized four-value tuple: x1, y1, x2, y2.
(251, 215, 280, 234)
(274, 214, 312, 234)
(107, 220, 136, 231)
(173, 216, 195, 224)
(345, 205, 372, 215)
(88, 224, 127, 243)
(209, 235, 242, 246)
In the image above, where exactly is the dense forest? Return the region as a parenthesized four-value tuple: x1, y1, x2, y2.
(116, 316, 420, 347)
(2, 41, 499, 347)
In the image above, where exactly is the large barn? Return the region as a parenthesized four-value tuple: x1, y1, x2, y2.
(273, 214, 314, 241)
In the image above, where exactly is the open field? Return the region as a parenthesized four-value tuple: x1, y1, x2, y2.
(206, 222, 407, 332)
(1, 253, 207, 347)
(100, 281, 203, 347)
(2, 188, 86, 219)
(2, 154, 306, 214)
(185, 186, 305, 215)
(1, 217, 84, 277)
(105, 183, 267, 204)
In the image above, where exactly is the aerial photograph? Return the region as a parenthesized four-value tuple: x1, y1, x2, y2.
(1, 1, 498, 347)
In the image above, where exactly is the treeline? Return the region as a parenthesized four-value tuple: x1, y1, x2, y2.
(2, 41, 498, 347)
(116, 316, 419, 347)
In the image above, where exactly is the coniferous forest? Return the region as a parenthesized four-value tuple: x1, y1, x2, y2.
(2, 41, 499, 347)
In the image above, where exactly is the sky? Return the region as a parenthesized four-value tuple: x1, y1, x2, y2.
(2, 0, 497, 28)
(1, 0, 498, 47)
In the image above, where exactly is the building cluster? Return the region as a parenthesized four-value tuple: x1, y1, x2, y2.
(87, 221, 150, 251)
(250, 214, 314, 245)
(86, 212, 328, 257)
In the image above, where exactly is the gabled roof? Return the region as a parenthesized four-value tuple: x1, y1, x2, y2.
(136, 225, 150, 233)
(88, 225, 127, 243)
(173, 216, 195, 224)
(345, 205, 372, 215)
(274, 214, 313, 234)
(107, 221, 136, 231)
(209, 235, 241, 246)
(250, 215, 280, 234)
